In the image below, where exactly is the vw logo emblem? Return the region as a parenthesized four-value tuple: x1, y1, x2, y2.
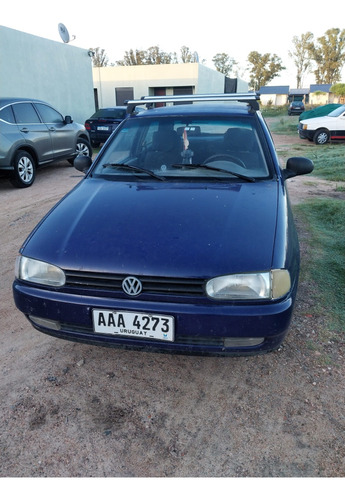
(122, 276, 143, 296)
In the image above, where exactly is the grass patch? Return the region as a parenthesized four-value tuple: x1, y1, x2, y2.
(295, 198, 345, 333)
(276, 141, 345, 182)
(267, 115, 300, 135)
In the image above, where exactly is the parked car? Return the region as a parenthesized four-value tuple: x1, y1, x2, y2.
(13, 93, 314, 356)
(299, 103, 342, 122)
(85, 107, 127, 147)
(288, 101, 305, 115)
(298, 104, 345, 144)
(0, 97, 92, 188)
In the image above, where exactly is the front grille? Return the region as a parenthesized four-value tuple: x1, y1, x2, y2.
(64, 271, 205, 296)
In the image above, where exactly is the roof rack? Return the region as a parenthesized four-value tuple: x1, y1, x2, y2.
(125, 93, 260, 114)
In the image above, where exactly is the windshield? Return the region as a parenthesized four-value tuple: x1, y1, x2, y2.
(92, 115, 272, 181)
(328, 105, 345, 117)
(91, 108, 126, 120)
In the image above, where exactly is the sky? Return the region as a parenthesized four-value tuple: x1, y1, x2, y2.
(1, 0, 344, 87)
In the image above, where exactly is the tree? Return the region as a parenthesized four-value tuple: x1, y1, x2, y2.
(116, 49, 146, 66)
(145, 46, 175, 64)
(247, 52, 286, 90)
(309, 28, 345, 84)
(289, 32, 314, 88)
(180, 46, 198, 63)
(116, 46, 203, 66)
(330, 83, 345, 99)
(212, 53, 237, 76)
(89, 47, 109, 67)
(116, 46, 176, 65)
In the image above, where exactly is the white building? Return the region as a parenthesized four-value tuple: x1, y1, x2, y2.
(0, 25, 95, 123)
(1, 25, 248, 121)
(93, 64, 248, 108)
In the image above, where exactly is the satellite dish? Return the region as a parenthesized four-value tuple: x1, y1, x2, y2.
(58, 23, 70, 43)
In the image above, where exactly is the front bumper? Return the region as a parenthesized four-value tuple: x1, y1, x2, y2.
(13, 281, 296, 356)
(298, 126, 313, 140)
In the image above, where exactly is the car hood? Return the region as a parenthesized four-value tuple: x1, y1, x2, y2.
(23, 178, 279, 278)
(300, 115, 335, 126)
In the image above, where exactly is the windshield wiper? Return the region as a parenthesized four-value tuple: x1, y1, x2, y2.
(102, 163, 166, 181)
(172, 163, 255, 182)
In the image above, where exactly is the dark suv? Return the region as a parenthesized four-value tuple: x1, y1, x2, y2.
(0, 97, 92, 188)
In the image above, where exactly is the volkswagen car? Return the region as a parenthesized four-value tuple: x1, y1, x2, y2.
(13, 93, 314, 355)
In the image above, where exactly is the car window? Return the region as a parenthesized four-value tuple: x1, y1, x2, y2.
(328, 105, 345, 117)
(12, 103, 41, 124)
(0, 105, 16, 124)
(34, 103, 64, 124)
(91, 108, 127, 120)
(93, 115, 271, 180)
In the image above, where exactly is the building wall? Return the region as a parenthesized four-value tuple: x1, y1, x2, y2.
(260, 93, 288, 106)
(0, 26, 95, 123)
(92, 63, 226, 108)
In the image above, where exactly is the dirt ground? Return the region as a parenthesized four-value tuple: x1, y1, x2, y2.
(1, 132, 345, 478)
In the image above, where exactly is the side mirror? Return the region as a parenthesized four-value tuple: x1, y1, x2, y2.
(74, 155, 92, 173)
(64, 115, 73, 124)
(283, 157, 314, 180)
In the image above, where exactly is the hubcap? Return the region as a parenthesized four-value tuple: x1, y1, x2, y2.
(317, 133, 328, 144)
(76, 143, 89, 156)
(18, 157, 34, 182)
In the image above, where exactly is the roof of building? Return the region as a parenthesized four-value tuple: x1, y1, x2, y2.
(259, 85, 290, 95)
(289, 88, 309, 95)
(309, 84, 332, 93)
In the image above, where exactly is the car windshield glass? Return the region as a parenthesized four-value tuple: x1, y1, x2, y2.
(92, 115, 272, 181)
(91, 109, 126, 119)
(328, 105, 345, 117)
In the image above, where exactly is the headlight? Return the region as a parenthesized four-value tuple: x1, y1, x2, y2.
(15, 256, 65, 287)
(303, 124, 308, 130)
(206, 270, 291, 300)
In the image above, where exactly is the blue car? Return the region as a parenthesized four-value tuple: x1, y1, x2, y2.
(13, 94, 313, 355)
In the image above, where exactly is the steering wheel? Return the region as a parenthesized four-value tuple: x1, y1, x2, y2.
(204, 154, 246, 169)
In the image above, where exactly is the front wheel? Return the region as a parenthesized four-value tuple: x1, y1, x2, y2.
(313, 129, 330, 145)
(69, 138, 92, 165)
(76, 138, 92, 157)
(10, 150, 36, 188)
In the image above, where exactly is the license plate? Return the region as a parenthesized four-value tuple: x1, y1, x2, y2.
(97, 126, 109, 131)
(92, 309, 174, 341)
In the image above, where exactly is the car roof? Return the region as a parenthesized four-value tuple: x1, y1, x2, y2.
(0, 97, 48, 109)
(126, 93, 260, 118)
(131, 102, 255, 119)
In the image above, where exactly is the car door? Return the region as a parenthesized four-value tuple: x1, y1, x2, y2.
(12, 102, 54, 163)
(333, 110, 345, 138)
(34, 103, 75, 159)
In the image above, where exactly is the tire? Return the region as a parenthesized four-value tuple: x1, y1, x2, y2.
(76, 138, 92, 157)
(313, 129, 330, 145)
(10, 150, 36, 188)
(69, 138, 92, 165)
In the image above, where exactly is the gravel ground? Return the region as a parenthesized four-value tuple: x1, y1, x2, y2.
(0, 132, 345, 479)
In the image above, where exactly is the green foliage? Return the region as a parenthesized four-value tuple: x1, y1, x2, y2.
(247, 51, 286, 90)
(330, 83, 345, 97)
(116, 46, 199, 66)
(309, 28, 345, 84)
(289, 32, 314, 88)
(295, 199, 345, 332)
(212, 53, 237, 76)
(89, 47, 109, 67)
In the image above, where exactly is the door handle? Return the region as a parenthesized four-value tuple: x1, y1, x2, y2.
(49, 127, 56, 131)
(20, 127, 29, 133)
